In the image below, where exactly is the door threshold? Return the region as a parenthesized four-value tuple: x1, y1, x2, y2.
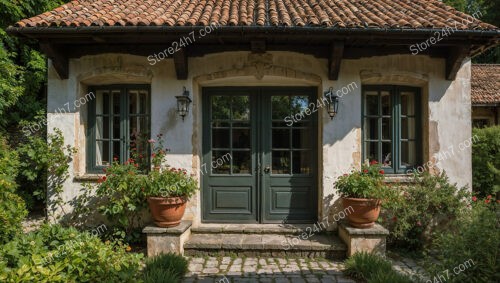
(192, 223, 318, 234)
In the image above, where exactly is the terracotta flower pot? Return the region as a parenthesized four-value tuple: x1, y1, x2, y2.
(147, 196, 187, 227)
(342, 197, 381, 229)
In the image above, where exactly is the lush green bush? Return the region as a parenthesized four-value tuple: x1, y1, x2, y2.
(344, 252, 412, 283)
(0, 137, 27, 244)
(142, 253, 188, 283)
(0, 224, 143, 282)
(15, 128, 76, 216)
(380, 172, 469, 251)
(424, 197, 499, 283)
(472, 126, 500, 198)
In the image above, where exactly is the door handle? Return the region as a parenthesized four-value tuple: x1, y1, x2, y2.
(264, 166, 271, 173)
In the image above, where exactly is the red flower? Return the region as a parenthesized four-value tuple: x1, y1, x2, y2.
(485, 199, 490, 204)
(392, 216, 397, 222)
(487, 195, 492, 199)
(134, 163, 138, 168)
(139, 154, 143, 158)
(151, 153, 156, 158)
(363, 169, 369, 173)
(113, 157, 118, 161)
(370, 160, 378, 165)
(416, 221, 422, 227)
(98, 176, 106, 183)
(472, 196, 477, 202)
(379, 170, 385, 174)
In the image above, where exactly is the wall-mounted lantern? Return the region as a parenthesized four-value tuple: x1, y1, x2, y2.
(324, 87, 339, 119)
(175, 87, 192, 120)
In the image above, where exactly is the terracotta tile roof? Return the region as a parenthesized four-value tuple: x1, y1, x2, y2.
(471, 64, 500, 105)
(14, 0, 498, 30)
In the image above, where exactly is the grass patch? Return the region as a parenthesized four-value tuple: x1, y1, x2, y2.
(142, 253, 188, 283)
(344, 252, 413, 283)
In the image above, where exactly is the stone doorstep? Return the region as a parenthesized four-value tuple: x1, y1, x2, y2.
(191, 223, 312, 234)
(143, 220, 192, 257)
(338, 222, 389, 257)
(184, 233, 347, 259)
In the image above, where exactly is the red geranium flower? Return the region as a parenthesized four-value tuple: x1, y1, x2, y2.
(472, 196, 477, 202)
(98, 176, 106, 183)
(363, 169, 369, 173)
(379, 170, 384, 174)
(151, 153, 156, 158)
(370, 160, 378, 165)
(487, 195, 492, 199)
(485, 199, 491, 204)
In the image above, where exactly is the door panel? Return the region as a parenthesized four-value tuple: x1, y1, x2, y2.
(202, 87, 317, 223)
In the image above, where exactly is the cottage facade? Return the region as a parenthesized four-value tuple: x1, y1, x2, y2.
(8, 0, 499, 226)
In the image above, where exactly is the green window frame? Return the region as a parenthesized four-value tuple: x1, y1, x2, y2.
(362, 85, 421, 174)
(87, 84, 151, 173)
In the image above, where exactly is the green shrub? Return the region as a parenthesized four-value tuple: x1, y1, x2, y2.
(0, 224, 143, 282)
(142, 253, 188, 283)
(344, 252, 412, 283)
(424, 197, 499, 283)
(472, 126, 500, 197)
(0, 137, 27, 244)
(380, 172, 469, 251)
(15, 128, 77, 216)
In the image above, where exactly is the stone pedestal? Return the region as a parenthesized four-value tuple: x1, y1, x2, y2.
(338, 221, 389, 257)
(142, 220, 192, 257)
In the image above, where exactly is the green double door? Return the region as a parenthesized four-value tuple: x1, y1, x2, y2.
(202, 87, 318, 223)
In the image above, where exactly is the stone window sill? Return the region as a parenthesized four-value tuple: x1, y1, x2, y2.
(383, 174, 415, 183)
(73, 174, 104, 182)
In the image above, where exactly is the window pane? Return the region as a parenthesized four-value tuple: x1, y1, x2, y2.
(291, 96, 310, 120)
(272, 96, 290, 119)
(401, 141, 416, 167)
(95, 90, 110, 115)
(232, 96, 250, 120)
(112, 91, 121, 115)
(113, 141, 121, 162)
(382, 142, 392, 167)
(364, 92, 378, 115)
(292, 151, 311, 174)
(401, 117, 415, 139)
(96, 141, 109, 166)
(212, 129, 230, 148)
(381, 91, 391, 116)
(113, 116, 121, 139)
(382, 118, 391, 140)
(232, 151, 251, 174)
(272, 128, 290, 148)
(128, 89, 149, 114)
(401, 92, 415, 116)
(364, 118, 379, 140)
(292, 128, 310, 149)
(272, 151, 290, 174)
(96, 117, 109, 139)
(212, 96, 231, 120)
(212, 151, 231, 174)
(365, 142, 378, 163)
(232, 128, 251, 148)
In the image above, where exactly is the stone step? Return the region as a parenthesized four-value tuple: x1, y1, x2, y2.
(191, 223, 317, 235)
(184, 233, 347, 259)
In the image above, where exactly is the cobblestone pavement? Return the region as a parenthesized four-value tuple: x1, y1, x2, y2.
(183, 256, 357, 283)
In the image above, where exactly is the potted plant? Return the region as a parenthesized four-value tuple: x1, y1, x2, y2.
(143, 137, 198, 227)
(335, 161, 391, 228)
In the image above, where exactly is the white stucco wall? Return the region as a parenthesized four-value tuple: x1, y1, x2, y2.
(46, 51, 472, 226)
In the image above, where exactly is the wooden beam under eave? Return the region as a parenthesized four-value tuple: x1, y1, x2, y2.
(446, 45, 470, 81)
(328, 41, 344, 80)
(173, 47, 188, 80)
(40, 42, 69, 80)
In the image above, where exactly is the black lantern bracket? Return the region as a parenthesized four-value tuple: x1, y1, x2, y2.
(175, 87, 192, 121)
(324, 87, 340, 120)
